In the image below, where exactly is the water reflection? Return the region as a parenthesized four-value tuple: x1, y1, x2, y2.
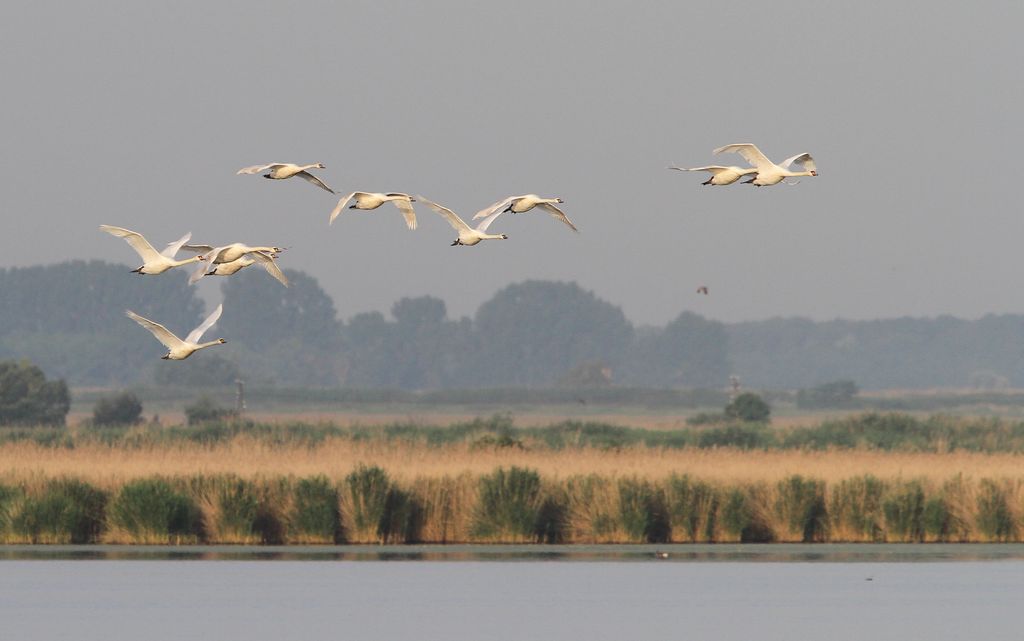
(3, 543, 1024, 562)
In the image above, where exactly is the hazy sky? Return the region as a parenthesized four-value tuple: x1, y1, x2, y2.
(2, 1, 1021, 325)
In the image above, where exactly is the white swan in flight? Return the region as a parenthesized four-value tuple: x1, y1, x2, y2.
(182, 243, 287, 285)
(668, 164, 758, 186)
(713, 143, 817, 186)
(203, 252, 289, 287)
(472, 194, 578, 232)
(416, 196, 509, 246)
(329, 192, 417, 229)
(236, 163, 335, 193)
(126, 304, 226, 360)
(100, 225, 205, 275)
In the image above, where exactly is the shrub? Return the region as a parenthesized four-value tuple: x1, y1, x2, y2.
(721, 486, 774, 542)
(829, 475, 886, 541)
(724, 393, 771, 423)
(617, 478, 670, 543)
(11, 479, 107, 543)
(291, 476, 342, 543)
(473, 467, 552, 541)
(697, 423, 772, 449)
(109, 478, 203, 543)
(184, 396, 237, 426)
(774, 476, 828, 542)
(0, 483, 21, 538)
(975, 480, 1017, 541)
(344, 465, 392, 542)
(882, 482, 926, 542)
(796, 380, 860, 409)
(92, 391, 143, 426)
(0, 360, 70, 426)
(213, 477, 262, 543)
(666, 475, 719, 542)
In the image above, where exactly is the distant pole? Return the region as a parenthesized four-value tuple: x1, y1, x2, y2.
(729, 375, 741, 402)
(235, 379, 246, 415)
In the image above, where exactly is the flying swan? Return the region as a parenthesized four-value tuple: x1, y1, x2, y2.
(416, 196, 510, 246)
(99, 225, 205, 275)
(236, 163, 335, 194)
(713, 143, 817, 186)
(329, 192, 418, 229)
(668, 165, 758, 186)
(126, 303, 226, 360)
(182, 243, 288, 285)
(472, 195, 578, 232)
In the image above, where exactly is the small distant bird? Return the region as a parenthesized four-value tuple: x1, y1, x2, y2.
(697, 286, 709, 295)
(713, 143, 817, 187)
(126, 304, 226, 360)
(472, 194, 578, 232)
(99, 225, 206, 275)
(668, 165, 757, 186)
(329, 192, 418, 229)
(654, 551, 670, 559)
(416, 196, 510, 246)
(236, 163, 334, 193)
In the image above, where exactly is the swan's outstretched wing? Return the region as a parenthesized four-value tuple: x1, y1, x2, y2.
(297, 171, 334, 194)
(180, 244, 214, 255)
(669, 165, 730, 174)
(188, 247, 227, 285)
(185, 303, 223, 345)
(779, 152, 816, 172)
(329, 192, 358, 225)
(391, 198, 418, 230)
(416, 196, 473, 235)
(472, 196, 515, 221)
(160, 232, 192, 258)
(475, 208, 508, 232)
(713, 143, 773, 170)
(250, 252, 289, 287)
(126, 310, 185, 351)
(537, 202, 579, 232)
(100, 225, 162, 263)
(237, 163, 285, 175)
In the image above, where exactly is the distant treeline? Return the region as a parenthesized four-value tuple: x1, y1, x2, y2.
(3, 260, 1024, 390)
(2, 468, 1022, 545)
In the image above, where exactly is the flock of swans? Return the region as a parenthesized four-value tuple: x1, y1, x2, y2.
(100, 142, 815, 360)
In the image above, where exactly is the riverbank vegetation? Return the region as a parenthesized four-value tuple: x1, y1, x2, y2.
(1, 413, 1023, 544)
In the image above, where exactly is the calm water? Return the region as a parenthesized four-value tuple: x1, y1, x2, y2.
(2, 545, 1022, 641)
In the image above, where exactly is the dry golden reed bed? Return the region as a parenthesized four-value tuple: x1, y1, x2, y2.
(2, 437, 1023, 489)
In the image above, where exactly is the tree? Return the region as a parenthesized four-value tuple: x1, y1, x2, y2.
(0, 260, 205, 385)
(92, 391, 143, 426)
(470, 281, 634, 386)
(624, 312, 730, 387)
(725, 392, 771, 423)
(219, 268, 345, 386)
(0, 360, 70, 426)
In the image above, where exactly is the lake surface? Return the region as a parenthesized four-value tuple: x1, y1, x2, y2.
(2, 545, 1022, 641)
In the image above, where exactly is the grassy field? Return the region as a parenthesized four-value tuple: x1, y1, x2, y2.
(1, 412, 1024, 545)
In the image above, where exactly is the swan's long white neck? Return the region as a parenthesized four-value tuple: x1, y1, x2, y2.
(170, 255, 204, 267)
(780, 169, 815, 178)
(194, 340, 224, 350)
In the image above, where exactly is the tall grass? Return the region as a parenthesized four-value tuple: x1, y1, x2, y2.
(9, 479, 106, 543)
(0, 469, 1021, 543)
(290, 476, 342, 543)
(108, 478, 203, 544)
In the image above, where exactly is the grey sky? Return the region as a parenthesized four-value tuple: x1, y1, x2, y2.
(1, 1, 1020, 326)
